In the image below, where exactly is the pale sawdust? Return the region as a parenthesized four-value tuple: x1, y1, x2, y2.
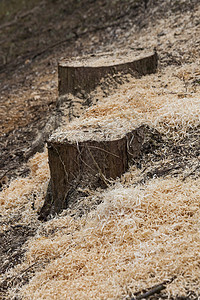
(0, 2, 200, 299)
(5, 176, 200, 299)
(59, 49, 153, 67)
(0, 150, 50, 231)
(51, 63, 200, 143)
(1, 60, 199, 298)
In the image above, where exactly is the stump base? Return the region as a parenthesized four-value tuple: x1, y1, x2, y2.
(39, 125, 161, 220)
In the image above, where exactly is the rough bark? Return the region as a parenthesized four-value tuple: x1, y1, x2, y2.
(39, 125, 160, 220)
(58, 51, 158, 96)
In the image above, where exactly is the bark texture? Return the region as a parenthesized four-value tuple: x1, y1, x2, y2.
(39, 125, 160, 219)
(58, 52, 158, 96)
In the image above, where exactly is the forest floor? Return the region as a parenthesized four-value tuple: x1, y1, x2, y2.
(0, 0, 200, 299)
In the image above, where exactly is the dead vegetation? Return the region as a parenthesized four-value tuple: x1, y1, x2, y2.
(0, 0, 200, 299)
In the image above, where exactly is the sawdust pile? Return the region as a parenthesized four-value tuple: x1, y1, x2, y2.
(1, 61, 200, 299)
(52, 63, 200, 143)
(60, 50, 153, 67)
(0, 150, 49, 221)
(18, 177, 200, 299)
(0, 1, 200, 299)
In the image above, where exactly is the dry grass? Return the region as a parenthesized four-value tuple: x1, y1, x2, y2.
(18, 177, 200, 299)
(52, 63, 200, 143)
(0, 2, 200, 299)
(0, 150, 49, 229)
(1, 65, 200, 299)
(1, 61, 199, 299)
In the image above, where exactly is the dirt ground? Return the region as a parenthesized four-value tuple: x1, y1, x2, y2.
(0, 0, 199, 180)
(0, 0, 200, 299)
(0, 0, 146, 181)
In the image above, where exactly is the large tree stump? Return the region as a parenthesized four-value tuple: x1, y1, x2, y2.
(58, 50, 158, 96)
(39, 125, 160, 220)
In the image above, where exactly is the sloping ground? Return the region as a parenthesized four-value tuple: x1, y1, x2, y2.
(0, 0, 199, 180)
(0, 0, 200, 299)
(1, 65, 200, 299)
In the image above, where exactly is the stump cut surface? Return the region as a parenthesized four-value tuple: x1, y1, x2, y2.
(39, 125, 159, 218)
(58, 50, 158, 96)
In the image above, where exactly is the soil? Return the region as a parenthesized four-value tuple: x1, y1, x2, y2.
(0, 0, 199, 181)
(0, 0, 200, 299)
(0, 0, 146, 181)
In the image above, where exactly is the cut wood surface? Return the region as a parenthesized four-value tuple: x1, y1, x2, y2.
(39, 125, 160, 219)
(58, 50, 158, 96)
(40, 50, 159, 219)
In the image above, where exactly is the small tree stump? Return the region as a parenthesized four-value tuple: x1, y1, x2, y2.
(58, 50, 158, 96)
(39, 125, 160, 219)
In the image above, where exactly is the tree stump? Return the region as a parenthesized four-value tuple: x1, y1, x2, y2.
(39, 125, 160, 220)
(39, 50, 159, 220)
(58, 50, 158, 96)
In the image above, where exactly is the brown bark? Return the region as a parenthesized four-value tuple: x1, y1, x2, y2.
(58, 51, 158, 96)
(39, 125, 159, 220)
